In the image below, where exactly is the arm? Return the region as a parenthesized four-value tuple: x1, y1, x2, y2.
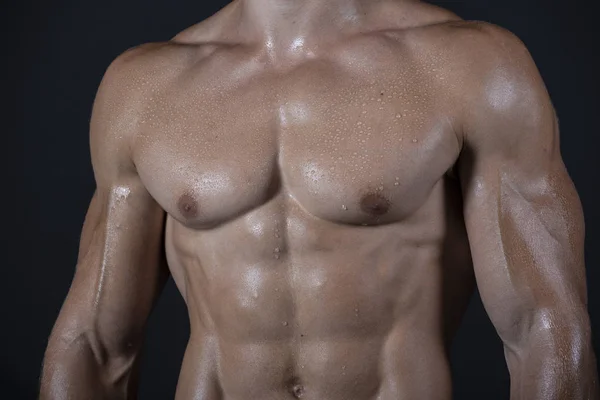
(40, 48, 169, 399)
(456, 24, 598, 399)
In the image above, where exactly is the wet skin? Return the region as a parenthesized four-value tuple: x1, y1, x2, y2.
(40, 0, 598, 399)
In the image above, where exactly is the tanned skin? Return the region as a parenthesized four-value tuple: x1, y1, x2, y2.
(40, 0, 598, 399)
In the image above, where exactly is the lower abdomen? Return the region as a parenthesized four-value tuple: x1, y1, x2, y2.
(175, 327, 452, 400)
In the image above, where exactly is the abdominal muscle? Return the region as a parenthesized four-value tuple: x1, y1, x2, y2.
(165, 189, 466, 400)
(174, 323, 452, 400)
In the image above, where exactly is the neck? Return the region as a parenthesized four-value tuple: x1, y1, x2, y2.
(231, 0, 388, 58)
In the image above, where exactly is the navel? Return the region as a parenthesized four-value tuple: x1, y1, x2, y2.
(287, 376, 305, 399)
(177, 193, 198, 218)
(360, 192, 391, 216)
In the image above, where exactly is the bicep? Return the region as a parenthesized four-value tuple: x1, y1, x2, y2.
(455, 24, 588, 345)
(51, 51, 168, 354)
(459, 148, 587, 345)
(54, 178, 167, 355)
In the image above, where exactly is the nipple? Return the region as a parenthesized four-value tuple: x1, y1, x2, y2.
(360, 192, 391, 216)
(177, 193, 198, 218)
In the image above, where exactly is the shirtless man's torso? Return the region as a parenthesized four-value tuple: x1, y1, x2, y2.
(40, 1, 598, 399)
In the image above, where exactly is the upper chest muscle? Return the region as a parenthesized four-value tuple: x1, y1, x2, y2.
(132, 44, 460, 228)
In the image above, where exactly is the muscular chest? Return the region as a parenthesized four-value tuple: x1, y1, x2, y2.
(133, 60, 460, 228)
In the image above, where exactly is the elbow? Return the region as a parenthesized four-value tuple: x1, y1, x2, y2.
(45, 325, 141, 387)
(535, 307, 592, 359)
(500, 307, 599, 399)
(558, 316, 594, 375)
(83, 327, 141, 384)
(507, 306, 594, 372)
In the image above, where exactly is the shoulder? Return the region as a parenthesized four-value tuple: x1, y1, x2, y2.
(89, 41, 194, 175)
(420, 21, 552, 141)
(443, 20, 544, 94)
(439, 23, 557, 160)
(439, 20, 536, 75)
(407, 19, 536, 75)
(391, 18, 541, 92)
(97, 41, 197, 100)
(91, 40, 205, 133)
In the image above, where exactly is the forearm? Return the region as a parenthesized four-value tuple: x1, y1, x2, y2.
(40, 330, 139, 400)
(505, 310, 599, 400)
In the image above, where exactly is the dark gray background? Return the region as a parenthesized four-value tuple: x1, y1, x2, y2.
(3, 0, 599, 398)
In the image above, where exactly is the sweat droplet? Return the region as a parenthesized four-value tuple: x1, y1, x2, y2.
(342, 204, 348, 210)
(412, 138, 418, 143)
